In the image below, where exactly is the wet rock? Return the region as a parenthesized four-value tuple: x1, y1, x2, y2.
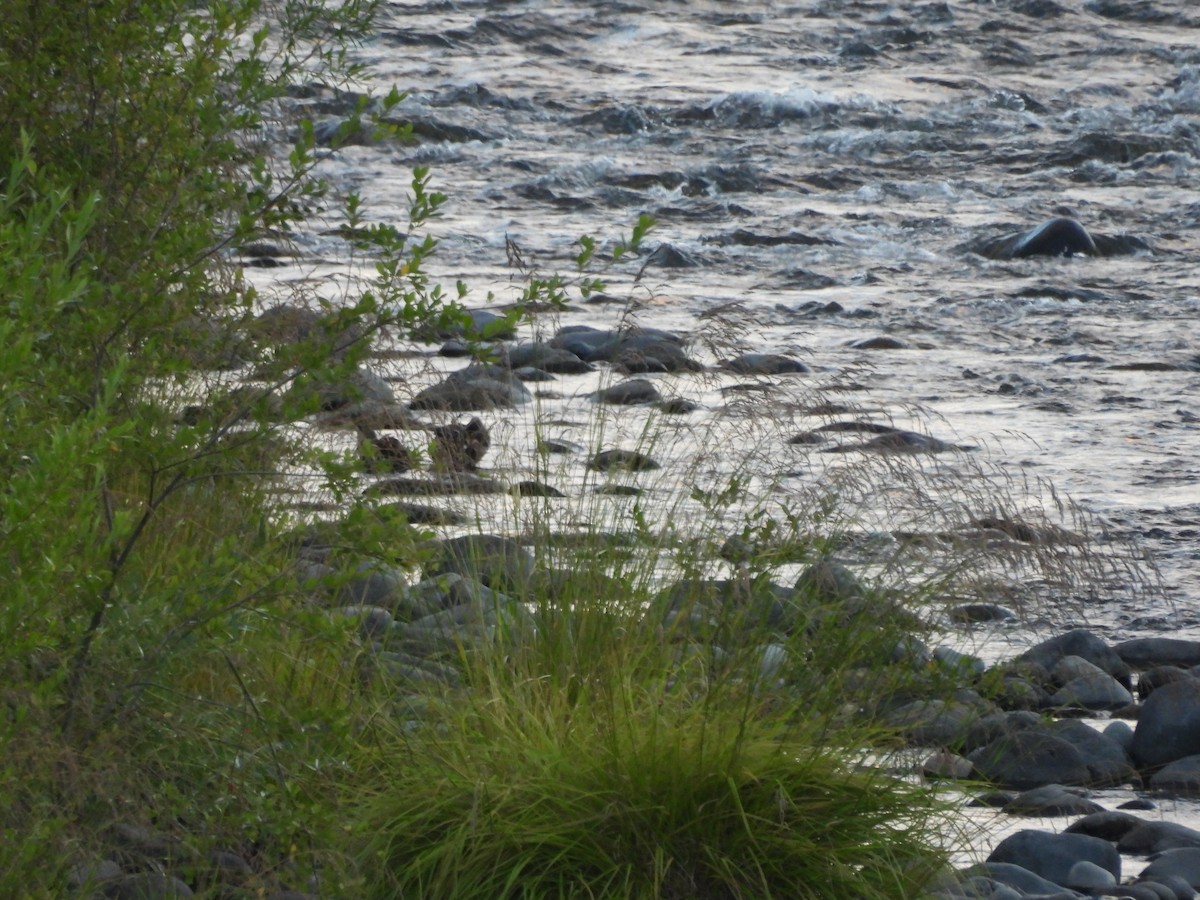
(588, 449, 661, 472)
(312, 366, 395, 411)
(719, 352, 811, 374)
(409, 363, 532, 411)
(1150, 755, 1200, 797)
(505, 341, 593, 374)
(551, 325, 697, 371)
(1003, 784, 1105, 817)
(423, 534, 535, 594)
(593, 378, 662, 405)
(1066, 859, 1116, 893)
(965, 860, 1086, 897)
(514, 480, 566, 497)
(365, 650, 463, 687)
(1138, 875, 1197, 900)
(883, 699, 983, 748)
(1141, 848, 1200, 891)
(318, 399, 429, 431)
(933, 646, 987, 678)
(948, 603, 1017, 624)
(398, 572, 532, 623)
(653, 577, 795, 637)
(363, 473, 509, 497)
(787, 431, 828, 445)
(643, 242, 702, 268)
(990, 673, 1054, 712)
(614, 338, 702, 374)
(968, 728, 1093, 789)
(1132, 679, 1200, 768)
(1117, 820, 1200, 855)
(986, 829, 1120, 887)
(793, 559, 865, 603)
(1016, 629, 1132, 689)
(849, 335, 912, 350)
(1139, 666, 1194, 701)
(369, 501, 467, 527)
(1048, 719, 1138, 786)
(1118, 638, 1200, 670)
(656, 397, 699, 414)
(1065, 810, 1143, 842)
(1011, 217, 1097, 258)
(923, 750, 975, 780)
(821, 429, 968, 454)
(537, 437, 584, 455)
(326, 562, 406, 609)
(1049, 667, 1135, 712)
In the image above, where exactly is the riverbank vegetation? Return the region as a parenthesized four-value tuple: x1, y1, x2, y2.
(0, 2, 1127, 897)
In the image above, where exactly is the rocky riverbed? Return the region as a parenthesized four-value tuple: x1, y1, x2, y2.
(224, 0, 1200, 896)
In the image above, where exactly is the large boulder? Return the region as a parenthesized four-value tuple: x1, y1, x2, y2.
(968, 729, 1093, 789)
(1015, 629, 1132, 689)
(1132, 678, 1200, 769)
(423, 534, 536, 594)
(986, 829, 1120, 887)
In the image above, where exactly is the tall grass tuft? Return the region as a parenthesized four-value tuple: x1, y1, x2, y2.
(355, 550, 952, 899)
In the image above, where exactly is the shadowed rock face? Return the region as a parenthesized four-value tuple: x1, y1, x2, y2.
(1011, 217, 1098, 258)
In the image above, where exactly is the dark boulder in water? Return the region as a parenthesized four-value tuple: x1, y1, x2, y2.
(968, 216, 1150, 259)
(1011, 216, 1097, 258)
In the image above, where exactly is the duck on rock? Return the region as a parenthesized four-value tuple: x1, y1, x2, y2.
(431, 417, 491, 472)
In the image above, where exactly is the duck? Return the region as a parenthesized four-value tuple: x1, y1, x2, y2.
(430, 417, 491, 472)
(356, 424, 419, 473)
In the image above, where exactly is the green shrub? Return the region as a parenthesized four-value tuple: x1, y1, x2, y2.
(355, 566, 951, 899)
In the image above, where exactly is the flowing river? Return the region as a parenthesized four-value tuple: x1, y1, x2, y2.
(247, 0, 1200, 867)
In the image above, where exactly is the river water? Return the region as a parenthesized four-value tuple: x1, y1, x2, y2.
(250, 0, 1200, 870)
(258, 0, 1200, 643)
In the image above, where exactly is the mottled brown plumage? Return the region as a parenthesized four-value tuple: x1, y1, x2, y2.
(430, 417, 490, 472)
(356, 425, 419, 473)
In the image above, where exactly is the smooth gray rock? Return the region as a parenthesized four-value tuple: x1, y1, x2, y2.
(332, 562, 406, 608)
(1049, 670, 1134, 711)
(424, 534, 535, 594)
(593, 378, 662, 405)
(1133, 679, 1200, 768)
(1139, 666, 1195, 701)
(505, 341, 592, 374)
(719, 352, 810, 375)
(1016, 629, 1132, 688)
(1142, 848, 1200, 890)
(1065, 810, 1142, 842)
(969, 729, 1093, 789)
(1150, 755, 1200, 797)
(793, 559, 864, 602)
(1050, 718, 1137, 786)
(969, 860, 1087, 896)
(1118, 820, 1200, 854)
(884, 699, 981, 747)
(588, 448, 661, 472)
(1117, 638, 1200, 670)
(986, 829, 1120, 887)
(1065, 859, 1116, 891)
(1003, 784, 1104, 817)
